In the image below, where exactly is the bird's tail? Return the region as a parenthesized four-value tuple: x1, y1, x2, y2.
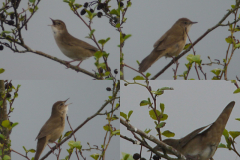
(139, 49, 164, 72)
(211, 101, 235, 132)
(34, 137, 48, 160)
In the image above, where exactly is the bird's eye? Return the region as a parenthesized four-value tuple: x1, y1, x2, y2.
(60, 103, 63, 106)
(58, 22, 61, 25)
(184, 22, 187, 24)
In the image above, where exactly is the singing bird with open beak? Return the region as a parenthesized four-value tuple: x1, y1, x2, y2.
(34, 99, 71, 160)
(139, 18, 197, 72)
(50, 18, 98, 69)
(151, 101, 235, 160)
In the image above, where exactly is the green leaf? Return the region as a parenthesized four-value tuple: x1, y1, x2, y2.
(23, 146, 27, 152)
(12, 122, 18, 128)
(94, 51, 103, 59)
(109, 9, 119, 16)
(98, 37, 110, 46)
(0, 134, 5, 139)
(3, 155, 11, 160)
(231, 5, 235, 9)
(156, 122, 166, 129)
(28, 149, 35, 153)
(218, 143, 227, 148)
(112, 130, 120, 136)
(128, 110, 133, 119)
(115, 23, 120, 28)
(0, 68, 5, 74)
(105, 77, 114, 80)
(234, 42, 240, 49)
(145, 72, 151, 78)
(91, 153, 100, 160)
(85, 9, 94, 20)
(223, 128, 229, 137)
(162, 130, 175, 137)
(133, 75, 145, 80)
(160, 114, 168, 121)
(235, 118, 240, 121)
(74, 3, 82, 8)
(211, 68, 222, 76)
(68, 141, 82, 150)
(149, 109, 160, 120)
(29, 8, 34, 13)
(233, 88, 240, 94)
(160, 103, 165, 113)
(229, 131, 240, 139)
(123, 34, 132, 40)
(144, 128, 151, 134)
(225, 37, 233, 44)
(2, 120, 11, 129)
(160, 87, 174, 90)
(140, 100, 150, 106)
(88, 29, 95, 38)
(151, 90, 164, 95)
(231, 80, 236, 83)
(103, 124, 110, 131)
(64, 131, 72, 137)
(127, 1, 132, 7)
(120, 112, 127, 119)
(121, 152, 133, 160)
(183, 43, 191, 50)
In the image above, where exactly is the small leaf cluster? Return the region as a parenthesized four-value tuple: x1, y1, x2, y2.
(219, 128, 240, 150)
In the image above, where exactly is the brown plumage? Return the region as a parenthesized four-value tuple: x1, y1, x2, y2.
(139, 18, 197, 72)
(152, 101, 235, 160)
(34, 99, 70, 160)
(50, 19, 98, 68)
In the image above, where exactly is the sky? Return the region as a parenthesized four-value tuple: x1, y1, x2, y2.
(122, 0, 240, 80)
(0, 0, 119, 80)
(7, 80, 119, 160)
(120, 80, 240, 160)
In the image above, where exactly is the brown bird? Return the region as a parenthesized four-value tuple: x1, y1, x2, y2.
(139, 18, 197, 72)
(50, 19, 98, 69)
(152, 101, 235, 160)
(34, 99, 71, 160)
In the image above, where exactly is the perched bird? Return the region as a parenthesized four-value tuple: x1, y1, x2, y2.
(152, 101, 235, 160)
(139, 18, 197, 72)
(50, 18, 98, 69)
(34, 99, 71, 160)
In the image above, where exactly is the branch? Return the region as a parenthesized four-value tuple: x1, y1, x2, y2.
(120, 118, 186, 160)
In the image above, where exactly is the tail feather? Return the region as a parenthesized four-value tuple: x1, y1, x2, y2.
(139, 50, 165, 72)
(34, 137, 48, 160)
(210, 101, 235, 132)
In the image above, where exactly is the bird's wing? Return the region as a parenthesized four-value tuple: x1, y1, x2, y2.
(35, 117, 63, 140)
(63, 34, 98, 52)
(180, 124, 211, 147)
(154, 32, 183, 51)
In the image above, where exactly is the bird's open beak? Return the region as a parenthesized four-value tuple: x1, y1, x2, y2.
(64, 98, 72, 106)
(48, 18, 55, 26)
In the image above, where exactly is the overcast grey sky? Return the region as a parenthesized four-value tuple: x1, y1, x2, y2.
(0, 0, 119, 80)
(121, 80, 240, 160)
(9, 80, 119, 160)
(123, 0, 240, 80)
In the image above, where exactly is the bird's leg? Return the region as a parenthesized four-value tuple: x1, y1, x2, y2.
(47, 144, 55, 154)
(64, 60, 82, 69)
(64, 60, 75, 68)
(76, 60, 83, 69)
